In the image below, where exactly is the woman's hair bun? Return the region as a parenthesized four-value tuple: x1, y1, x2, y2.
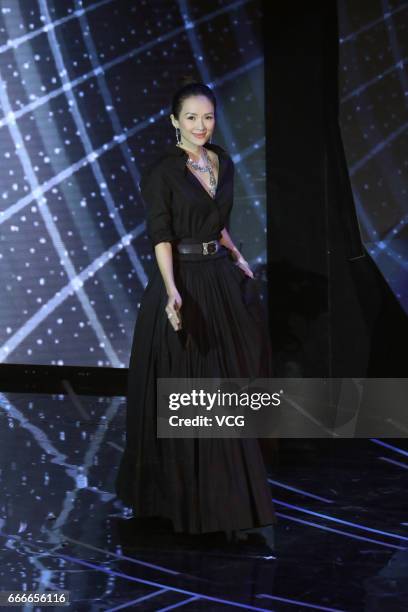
(179, 74, 202, 88)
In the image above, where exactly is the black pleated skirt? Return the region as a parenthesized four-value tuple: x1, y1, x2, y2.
(115, 245, 277, 534)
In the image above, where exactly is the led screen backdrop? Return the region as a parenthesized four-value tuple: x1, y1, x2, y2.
(0, 0, 406, 367)
(0, 0, 267, 367)
(338, 0, 408, 310)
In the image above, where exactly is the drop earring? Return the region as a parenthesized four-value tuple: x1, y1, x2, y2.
(175, 127, 181, 144)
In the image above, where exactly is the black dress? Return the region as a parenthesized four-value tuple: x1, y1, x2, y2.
(115, 142, 277, 534)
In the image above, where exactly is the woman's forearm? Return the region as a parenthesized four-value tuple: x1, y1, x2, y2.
(219, 227, 241, 262)
(154, 242, 177, 295)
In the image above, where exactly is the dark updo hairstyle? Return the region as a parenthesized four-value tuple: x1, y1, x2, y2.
(171, 74, 217, 120)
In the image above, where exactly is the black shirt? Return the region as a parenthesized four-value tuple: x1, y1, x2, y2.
(139, 142, 234, 248)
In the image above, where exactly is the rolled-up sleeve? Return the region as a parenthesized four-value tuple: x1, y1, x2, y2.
(139, 164, 175, 247)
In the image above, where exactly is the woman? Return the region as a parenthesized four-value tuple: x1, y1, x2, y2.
(115, 79, 277, 548)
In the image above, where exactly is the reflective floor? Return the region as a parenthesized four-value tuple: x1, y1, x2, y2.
(1, 392, 407, 611)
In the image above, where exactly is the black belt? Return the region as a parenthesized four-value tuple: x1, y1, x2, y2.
(175, 239, 220, 255)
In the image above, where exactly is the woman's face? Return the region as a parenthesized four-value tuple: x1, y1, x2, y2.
(171, 95, 215, 147)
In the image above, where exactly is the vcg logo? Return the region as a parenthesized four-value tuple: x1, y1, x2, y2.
(215, 415, 245, 427)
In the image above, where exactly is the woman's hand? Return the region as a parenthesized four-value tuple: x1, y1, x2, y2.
(165, 289, 183, 331)
(235, 258, 254, 278)
(231, 248, 254, 279)
(220, 233, 254, 279)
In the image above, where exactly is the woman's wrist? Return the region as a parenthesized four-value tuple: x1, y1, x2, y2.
(230, 246, 246, 264)
(230, 246, 240, 260)
(166, 285, 177, 296)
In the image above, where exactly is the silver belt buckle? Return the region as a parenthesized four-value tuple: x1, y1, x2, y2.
(202, 240, 217, 255)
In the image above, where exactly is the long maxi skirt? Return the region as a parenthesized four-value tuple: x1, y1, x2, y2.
(115, 244, 277, 534)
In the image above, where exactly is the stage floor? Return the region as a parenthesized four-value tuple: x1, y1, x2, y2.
(1, 391, 407, 611)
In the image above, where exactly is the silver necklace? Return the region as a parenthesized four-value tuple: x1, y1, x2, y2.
(186, 147, 217, 197)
